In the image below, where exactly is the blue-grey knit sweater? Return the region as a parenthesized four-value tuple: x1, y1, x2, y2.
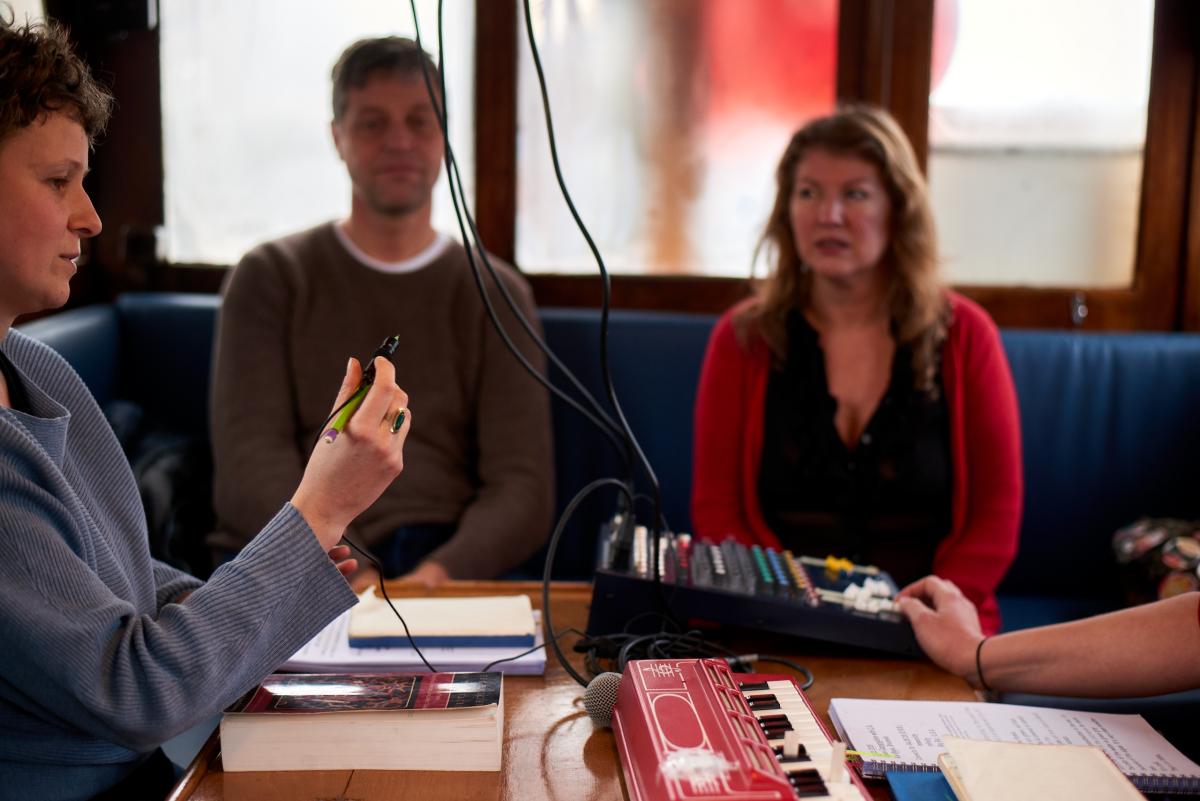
(0, 331, 358, 801)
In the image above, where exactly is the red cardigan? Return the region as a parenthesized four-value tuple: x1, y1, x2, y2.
(690, 292, 1022, 634)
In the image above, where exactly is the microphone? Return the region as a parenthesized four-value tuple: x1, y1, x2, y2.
(583, 671, 623, 727)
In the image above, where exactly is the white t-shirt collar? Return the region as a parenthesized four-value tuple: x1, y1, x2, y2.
(333, 221, 451, 274)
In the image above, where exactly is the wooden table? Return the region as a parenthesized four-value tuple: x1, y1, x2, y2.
(167, 581, 976, 801)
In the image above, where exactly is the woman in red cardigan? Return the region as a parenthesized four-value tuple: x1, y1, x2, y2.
(691, 106, 1021, 634)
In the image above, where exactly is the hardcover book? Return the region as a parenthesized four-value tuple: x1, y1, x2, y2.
(220, 672, 504, 772)
(347, 590, 537, 648)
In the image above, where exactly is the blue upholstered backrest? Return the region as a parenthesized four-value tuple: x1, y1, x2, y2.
(539, 309, 715, 576)
(999, 331, 1200, 598)
(114, 293, 220, 434)
(18, 293, 1200, 589)
(17, 305, 121, 408)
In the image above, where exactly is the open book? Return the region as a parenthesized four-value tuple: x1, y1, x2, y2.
(829, 698, 1200, 795)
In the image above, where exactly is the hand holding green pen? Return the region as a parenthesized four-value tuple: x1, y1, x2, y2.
(321, 335, 402, 443)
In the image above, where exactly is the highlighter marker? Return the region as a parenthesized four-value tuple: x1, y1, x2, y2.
(321, 335, 401, 443)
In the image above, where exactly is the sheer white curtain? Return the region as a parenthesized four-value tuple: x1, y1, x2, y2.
(515, 0, 838, 276)
(160, 0, 474, 265)
(9, 0, 43, 23)
(929, 0, 1155, 287)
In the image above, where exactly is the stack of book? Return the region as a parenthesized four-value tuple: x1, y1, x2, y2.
(221, 671, 503, 772)
(281, 591, 546, 675)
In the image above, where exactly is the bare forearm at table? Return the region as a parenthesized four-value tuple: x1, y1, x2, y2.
(983, 593, 1200, 697)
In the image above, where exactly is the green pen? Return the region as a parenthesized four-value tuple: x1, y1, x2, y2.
(321, 335, 401, 443)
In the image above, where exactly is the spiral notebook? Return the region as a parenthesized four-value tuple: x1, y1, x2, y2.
(828, 698, 1200, 795)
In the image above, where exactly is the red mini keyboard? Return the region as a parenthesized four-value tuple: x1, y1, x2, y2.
(611, 659, 871, 801)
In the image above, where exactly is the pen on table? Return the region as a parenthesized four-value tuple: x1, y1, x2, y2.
(321, 335, 401, 443)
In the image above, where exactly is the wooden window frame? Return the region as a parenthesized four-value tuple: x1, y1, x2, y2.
(48, 0, 1200, 330)
(479, 0, 1200, 329)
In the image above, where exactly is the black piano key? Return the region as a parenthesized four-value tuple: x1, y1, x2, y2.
(739, 681, 771, 692)
(789, 769, 822, 781)
(789, 769, 824, 783)
(757, 714, 791, 726)
(773, 745, 811, 762)
(746, 694, 781, 711)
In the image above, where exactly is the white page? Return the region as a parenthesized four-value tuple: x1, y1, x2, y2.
(828, 698, 1200, 780)
(283, 609, 546, 675)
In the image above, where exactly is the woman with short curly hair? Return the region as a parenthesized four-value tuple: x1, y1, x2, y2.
(0, 14, 411, 800)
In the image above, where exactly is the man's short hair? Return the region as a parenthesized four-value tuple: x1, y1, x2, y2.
(331, 36, 441, 121)
(0, 11, 112, 146)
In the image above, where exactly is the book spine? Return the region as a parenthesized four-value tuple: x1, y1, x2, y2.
(1133, 774, 1200, 795)
(860, 760, 940, 779)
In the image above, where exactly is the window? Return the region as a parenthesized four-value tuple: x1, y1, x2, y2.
(515, 0, 837, 276)
(159, 0, 474, 265)
(89, 0, 1197, 328)
(9, 0, 42, 22)
(8, 0, 42, 21)
(928, 0, 1155, 288)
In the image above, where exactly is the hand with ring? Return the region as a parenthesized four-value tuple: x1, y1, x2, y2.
(385, 406, 410, 434)
(292, 355, 411, 550)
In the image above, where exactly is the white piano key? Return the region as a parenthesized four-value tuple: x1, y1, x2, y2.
(738, 679, 866, 799)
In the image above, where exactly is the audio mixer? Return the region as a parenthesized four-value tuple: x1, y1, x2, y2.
(586, 523, 922, 657)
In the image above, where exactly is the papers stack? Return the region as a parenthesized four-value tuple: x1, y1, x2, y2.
(282, 592, 546, 675)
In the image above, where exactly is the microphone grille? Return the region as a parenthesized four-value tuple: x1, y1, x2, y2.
(583, 671, 623, 728)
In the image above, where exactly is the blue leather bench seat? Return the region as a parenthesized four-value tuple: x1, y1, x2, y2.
(20, 292, 1200, 755)
(999, 331, 1200, 630)
(18, 294, 1200, 610)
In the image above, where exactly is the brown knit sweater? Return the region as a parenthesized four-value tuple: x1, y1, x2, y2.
(209, 222, 554, 578)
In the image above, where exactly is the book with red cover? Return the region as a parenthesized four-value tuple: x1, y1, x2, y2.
(221, 672, 503, 772)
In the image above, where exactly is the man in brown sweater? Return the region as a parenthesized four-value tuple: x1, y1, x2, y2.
(210, 37, 553, 588)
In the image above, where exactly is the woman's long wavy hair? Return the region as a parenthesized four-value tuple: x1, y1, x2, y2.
(738, 105, 948, 395)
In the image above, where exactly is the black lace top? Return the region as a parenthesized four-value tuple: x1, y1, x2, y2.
(757, 311, 952, 587)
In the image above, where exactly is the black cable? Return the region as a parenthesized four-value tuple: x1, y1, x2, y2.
(749, 655, 815, 691)
(480, 626, 584, 673)
(403, 3, 688, 677)
(517, 0, 663, 537)
(620, 609, 683, 635)
(433, 0, 630, 457)
(542, 477, 635, 687)
(402, 0, 633, 463)
(340, 536, 437, 673)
